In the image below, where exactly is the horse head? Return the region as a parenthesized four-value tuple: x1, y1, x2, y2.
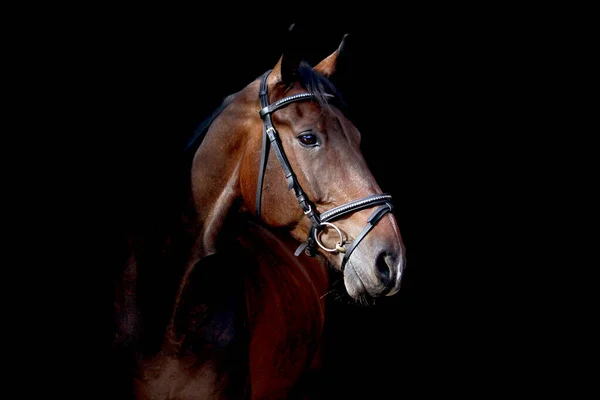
(190, 26, 405, 299)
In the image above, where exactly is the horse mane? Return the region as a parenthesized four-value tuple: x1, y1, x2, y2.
(184, 92, 238, 158)
(295, 60, 346, 111)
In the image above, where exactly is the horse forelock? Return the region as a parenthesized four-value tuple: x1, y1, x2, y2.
(292, 62, 347, 113)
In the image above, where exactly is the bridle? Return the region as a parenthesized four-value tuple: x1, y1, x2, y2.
(256, 70, 394, 271)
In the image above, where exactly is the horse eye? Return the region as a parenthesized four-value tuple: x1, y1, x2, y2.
(298, 133, 318, 146)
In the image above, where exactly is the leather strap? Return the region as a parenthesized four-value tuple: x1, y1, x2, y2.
(255, 71, 271, 218)
(320, 194, 393, 222)
(340, 203, 393, 271)
(256, 70, 320, 229)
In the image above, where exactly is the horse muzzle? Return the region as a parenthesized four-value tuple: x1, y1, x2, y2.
(343, 245, 404, 298)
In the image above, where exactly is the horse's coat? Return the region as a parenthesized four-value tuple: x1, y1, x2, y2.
(116, 24, 406, 399)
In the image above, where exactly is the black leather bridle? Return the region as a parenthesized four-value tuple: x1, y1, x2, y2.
(256, 70, 394, 271)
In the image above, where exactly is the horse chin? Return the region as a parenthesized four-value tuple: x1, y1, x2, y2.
(343, 262, 389, 304)
(343, 264, 368, 299)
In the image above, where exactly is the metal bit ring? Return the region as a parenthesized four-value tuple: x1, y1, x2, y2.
(313, 222, 346, 253)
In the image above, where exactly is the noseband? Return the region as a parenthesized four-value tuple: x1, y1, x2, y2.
(256, 70, 394, 271)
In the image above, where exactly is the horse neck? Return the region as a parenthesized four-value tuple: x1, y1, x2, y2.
(164, 86, 260, 348)
(188, 92, 259, 260)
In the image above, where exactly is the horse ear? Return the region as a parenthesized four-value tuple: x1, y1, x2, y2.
(313, 33, 351, 78)
(272, 23, 305, 84)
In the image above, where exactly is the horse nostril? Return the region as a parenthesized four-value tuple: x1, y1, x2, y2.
(375, 252, 391, 284)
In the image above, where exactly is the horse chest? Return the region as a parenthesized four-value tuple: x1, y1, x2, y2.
(244, 254, 328, 398)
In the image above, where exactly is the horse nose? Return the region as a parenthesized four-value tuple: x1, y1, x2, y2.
(370, 250, 403, 297)
(375, 252, 392, 285)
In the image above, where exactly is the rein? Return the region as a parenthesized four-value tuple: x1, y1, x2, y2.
(256, 70, 394, 271)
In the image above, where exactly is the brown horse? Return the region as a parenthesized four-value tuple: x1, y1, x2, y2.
(116, 25, 406, 399)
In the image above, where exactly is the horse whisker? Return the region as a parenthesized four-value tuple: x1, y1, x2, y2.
(320, 289, 337, 299)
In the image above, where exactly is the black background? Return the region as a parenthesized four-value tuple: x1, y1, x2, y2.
(28, 4, 568, 398)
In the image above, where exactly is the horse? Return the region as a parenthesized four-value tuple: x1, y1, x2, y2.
(114, 25, 406, 399)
